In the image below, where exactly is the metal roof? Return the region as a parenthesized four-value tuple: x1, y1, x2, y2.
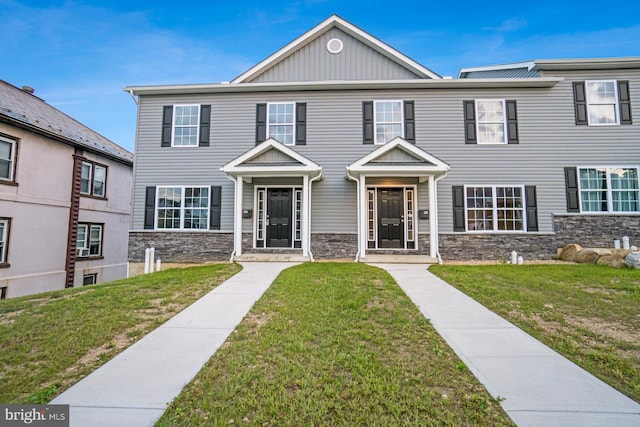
(0, 80, 133, 165)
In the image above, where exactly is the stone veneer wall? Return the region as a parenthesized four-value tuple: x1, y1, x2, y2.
(311, 233, 358, 259)
(366, 234, 431, 255)
(553, 214, 640, 248)
(128, 231, 233, 262)
(439, 233, 557, 260)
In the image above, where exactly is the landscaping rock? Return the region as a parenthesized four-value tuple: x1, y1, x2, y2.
(559, 244, 582, 261)
(574, 248, 612, 264)
(597, 254, 626, 268)
(624, 252, 640, 269)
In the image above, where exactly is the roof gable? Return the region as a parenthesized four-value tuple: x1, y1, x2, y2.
(232, 15, 440, 83)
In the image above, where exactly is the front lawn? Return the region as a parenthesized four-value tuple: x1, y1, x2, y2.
(0, 263, 241, 404)
(158, 263, 512, 426)
(430, 264, 640, 403)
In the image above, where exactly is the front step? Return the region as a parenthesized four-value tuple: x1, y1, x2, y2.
(233, 253, 311, 262)
(360, 254, 438, 264)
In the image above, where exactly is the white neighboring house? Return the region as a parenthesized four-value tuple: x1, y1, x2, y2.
(0, 80, 133, 298)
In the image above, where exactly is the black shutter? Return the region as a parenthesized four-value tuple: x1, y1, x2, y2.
(295, 103, 306, 145)
(618, 80, 632, 124)
(452, 186, 466, 232)
(404, 101, 415, 143)
(573, 82, 588, 125)
(161, 106, 173, 147)
(199, 105, 211, 147)
(564, 167, 580, 212)
(210, 186, 222, 230)
(463, 101, 476, 144)
(256, 103, 267, 145)
(506, 100, 519, 144)
(144, 187, 156, 229)
(525, 186, 538, 232)
(363, 101, 374, 144)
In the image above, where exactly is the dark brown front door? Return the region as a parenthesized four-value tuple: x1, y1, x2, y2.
(378, 188, 404, 248)
(267, 189, 292, 247)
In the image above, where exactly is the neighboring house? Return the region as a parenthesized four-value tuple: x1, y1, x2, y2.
(125, 15, 639, 266)
(0, 80, 133, 298)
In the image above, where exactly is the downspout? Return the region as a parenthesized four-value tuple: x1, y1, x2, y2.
(345, 170, 361, 262)
(224, 174, 237, 262)
(307, 171, 323, 261)
(433, 172, 448, 264)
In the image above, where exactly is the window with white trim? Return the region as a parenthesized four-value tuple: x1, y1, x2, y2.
(586, 81, 619, 125)
(173, 105, 200, 146)
(465, 186, 525, 232)
(0, 136, 16, 181)
(476, 100, 506, 144)
(76, 223, 103, 257)
(294, 189, 302, 242)
(83, 273, 97, 286)
(578, 167, 640, 213)
(267, 102, 295, 145)
(80, 160, 107, 197)
(0, 218, 9, 264)
(156, 186, 209, 229)
(374, 100, 403, 144)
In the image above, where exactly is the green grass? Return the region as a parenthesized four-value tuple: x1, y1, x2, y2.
(0, 263, 241, 404)
(158, 263, 512, 426)
(430, 263, 640, 403)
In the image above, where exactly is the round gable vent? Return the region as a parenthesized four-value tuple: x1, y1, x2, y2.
(326, 38, 344, 54)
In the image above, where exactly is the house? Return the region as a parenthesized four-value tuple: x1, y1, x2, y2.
(0, 80, 133, 298)
(125, 15, 639, 267)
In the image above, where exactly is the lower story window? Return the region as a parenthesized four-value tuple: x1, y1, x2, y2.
(76, 223, 103, 257)
(0, 218, 9, 264)
(466, 186, 525, 232)
(83, 273, 98, 286)
(156, 186, 209, 229)
(579, 167, 640, 213)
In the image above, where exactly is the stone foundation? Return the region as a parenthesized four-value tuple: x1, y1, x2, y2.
(439, 233, 557, 261)
(128, 231, 233, 263)
(553, 214, 640, 248)
(311, 233, 358, 259)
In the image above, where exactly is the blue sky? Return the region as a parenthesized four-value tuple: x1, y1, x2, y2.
(2, 0, 639, 153)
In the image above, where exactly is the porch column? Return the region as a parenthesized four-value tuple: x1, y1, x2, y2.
(302, 174, 309, 257)
(234, 176, 244, 256)
(428, 175, 437, 259)
(359, 175, 367, 259)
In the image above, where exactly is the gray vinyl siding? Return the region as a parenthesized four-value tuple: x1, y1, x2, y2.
(131, 67, 640, 236)
(249, 28, 424, 83)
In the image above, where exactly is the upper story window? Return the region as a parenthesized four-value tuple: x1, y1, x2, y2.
(375, 100, 403, 144)
(463, 100, 518, 144)
(578, 167, 639, 213)
(80, 160, 107, 198)
(0, 218, 9, 264)
(464, 186, 526, 232)
(573, 80, 632, 126)
(363, 100, 415, 145)
(76, 223, 103, 258)
(161, 104, 211, 148)
(156, 186, 210, 230)
(0, 136, 16, 182)
(267, 103, 295, 145)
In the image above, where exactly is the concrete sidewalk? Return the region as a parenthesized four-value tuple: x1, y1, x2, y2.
(52, 262, 296, 427)
(376, 263, 640, 427)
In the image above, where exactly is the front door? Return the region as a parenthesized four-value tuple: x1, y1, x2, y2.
(378, 188, 404, 248)
(267, 189, 292, 247)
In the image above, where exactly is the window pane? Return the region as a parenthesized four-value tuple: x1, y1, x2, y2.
(476, 100, 506, 143)
(76, 224, 88, 248)
(588, 105, 617, 125)
(173, 106, 199, 146)
(89, 225, 102, 255)
(81, 162, 92, 194)
(184, 187, 209, 229)
(157, 187, 182, 229)
(267, 103, 294, 145)
(587, 81, 616, 104)
(0, 141, 12, 180)
(477, 124, 505, 144)
(374, 101, 403, 144)
(93, 165, 106, 197)
(0, 221, 6, 263)
(579, 168, 607, 212)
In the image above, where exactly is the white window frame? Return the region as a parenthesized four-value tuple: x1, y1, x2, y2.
(585, 80, 620, 126)
(80, 160, 108, 198)
(464, 185, 527, 233)
(0, 218, 9, 264)
(76, 223, 103, 257)
(475, 99, 507, 144)
(374, 100, 404, 145)
(0, 136, 16, 182)
(172, 104, 201, 147)
(577, 166, 640, 213)
(83, 273, 98, 286)
(266, 102, 296, 146)
(155, 186, 210, 230)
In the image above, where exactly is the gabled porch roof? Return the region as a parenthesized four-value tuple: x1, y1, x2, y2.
(221, 138, 323, 180)
(346, 137, 450, 180)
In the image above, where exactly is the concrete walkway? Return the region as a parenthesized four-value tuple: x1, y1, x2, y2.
(52, 262, 296, 427)
(375, 263, 640, 427)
